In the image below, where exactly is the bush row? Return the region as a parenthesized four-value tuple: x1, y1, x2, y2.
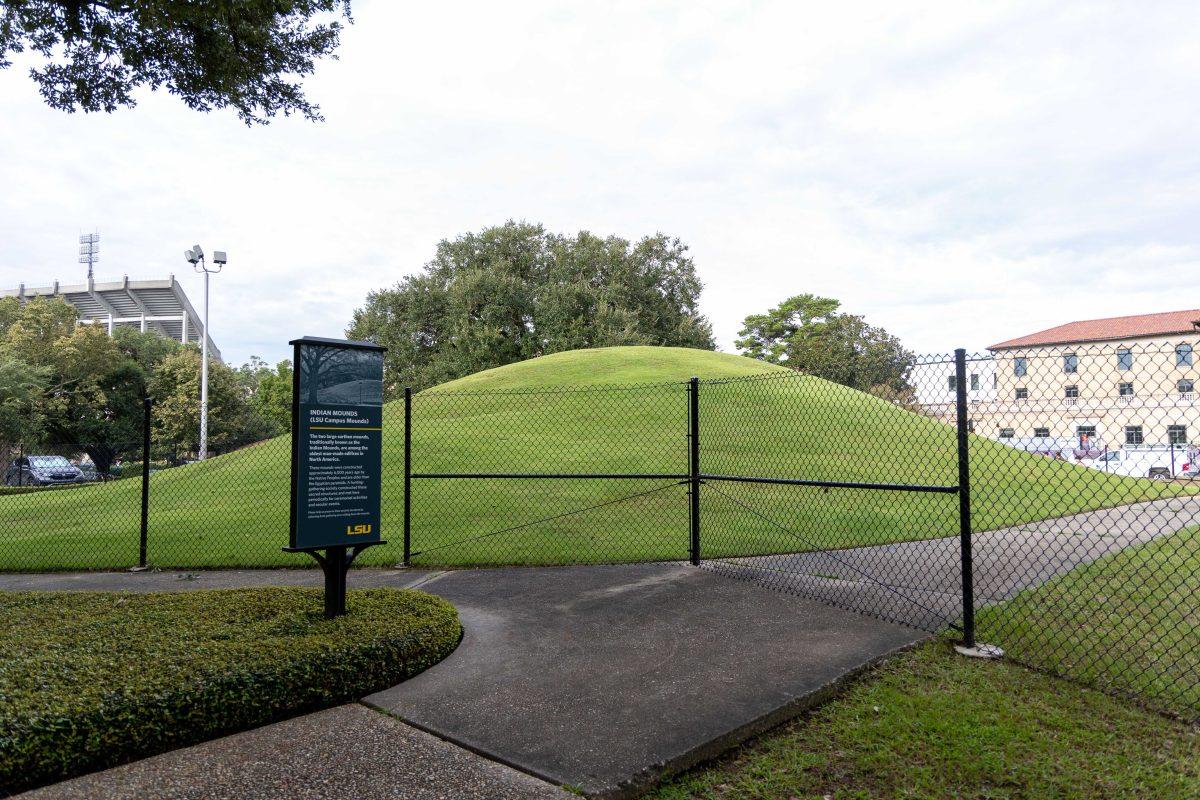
(0, 587, 461, 792)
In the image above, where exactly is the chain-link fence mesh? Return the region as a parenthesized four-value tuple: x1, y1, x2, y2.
(0, 441, 147, 571)
(0, 343, 1195, 717)
(406, 381, 691, 566)
(952, 343, 1199, 718)
(696, 368, 965, 634)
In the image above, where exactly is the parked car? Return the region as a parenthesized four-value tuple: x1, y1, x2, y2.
(5, 455, 84, 486)
(1091, 446, 1192, 481)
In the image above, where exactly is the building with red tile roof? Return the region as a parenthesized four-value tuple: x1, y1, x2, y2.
(990, 310, 1200, 351)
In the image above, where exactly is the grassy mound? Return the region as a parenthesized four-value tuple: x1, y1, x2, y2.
(0, 588, 460, 793)
(0, 346, 1187, 569)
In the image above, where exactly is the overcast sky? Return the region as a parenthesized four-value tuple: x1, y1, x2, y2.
(2, 0, 1198, 367)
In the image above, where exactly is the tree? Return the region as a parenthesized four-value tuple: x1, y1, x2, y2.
(149, 348, 269, 455)
(0, 299, 148, 474)
(736, 294, 914, 393)
(0, 355, 48, 471)
(348, 222, 715, 393)
(251, 359, 291, 435)
(0, 1, 351, 124)
(113, 326, 181, 373)
(236, 355, 291, 436)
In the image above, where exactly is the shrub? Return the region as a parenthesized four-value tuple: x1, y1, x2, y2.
(0, 587, 460, 792)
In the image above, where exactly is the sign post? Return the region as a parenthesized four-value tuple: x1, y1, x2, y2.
(284, 336, 387, 617)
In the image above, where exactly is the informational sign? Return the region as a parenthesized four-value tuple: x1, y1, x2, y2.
(289, 337, 386, 551)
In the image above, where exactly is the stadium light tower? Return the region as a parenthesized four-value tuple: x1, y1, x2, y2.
(184, 245, 227, 461)
(79, 233, 100, 281)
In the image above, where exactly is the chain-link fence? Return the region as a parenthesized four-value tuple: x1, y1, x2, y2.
(0, 343, 1195, 717)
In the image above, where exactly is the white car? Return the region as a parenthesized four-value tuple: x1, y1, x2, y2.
(1091, 446, 1192, 480)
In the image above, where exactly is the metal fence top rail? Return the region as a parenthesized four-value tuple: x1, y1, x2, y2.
(411, 472, 691, 480)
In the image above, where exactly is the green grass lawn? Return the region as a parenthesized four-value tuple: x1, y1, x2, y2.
(978, 525, 1200, 720)
(648, 643, 1200, 800)
(0, 346, 1188, 569)
(0, 587, 460, 793)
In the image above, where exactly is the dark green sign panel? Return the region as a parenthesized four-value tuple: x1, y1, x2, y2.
(289, 337, 385, 551)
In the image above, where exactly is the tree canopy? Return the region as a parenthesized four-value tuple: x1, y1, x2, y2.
(0, 0, 351, 124)
(736, 294, 914, 395)
(347, 222, 716, 393)
(0, 296, 291, 472)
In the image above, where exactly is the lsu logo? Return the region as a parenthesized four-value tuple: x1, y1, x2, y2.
(346, 524, 372, 536)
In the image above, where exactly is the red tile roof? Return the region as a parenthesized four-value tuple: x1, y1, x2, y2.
(989, 309, 1200, 350)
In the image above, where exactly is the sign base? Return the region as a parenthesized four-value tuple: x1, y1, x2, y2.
(283, 541, 386, 618)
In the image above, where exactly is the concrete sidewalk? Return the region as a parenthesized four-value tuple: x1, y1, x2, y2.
(21, 704, 571, 800)
(365, 563, 921, 798)
(709, 494, 1200, 629)
(8, 497, 1188, 798)
(3, 563, 923, 799)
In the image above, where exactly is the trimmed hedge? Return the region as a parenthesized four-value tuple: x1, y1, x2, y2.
(0, 588, 461, 793)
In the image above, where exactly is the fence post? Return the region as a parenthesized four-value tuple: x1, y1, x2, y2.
(688, 377, 701, 566)
(139, 396, 152, 568)
(953, 348, 975, 648)
(403, 386, 412, 567)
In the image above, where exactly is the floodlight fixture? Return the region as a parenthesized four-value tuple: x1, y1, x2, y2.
(78, 232, 100, 280)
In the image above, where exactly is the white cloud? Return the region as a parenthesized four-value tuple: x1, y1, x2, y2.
(1, 0, 1198, 365)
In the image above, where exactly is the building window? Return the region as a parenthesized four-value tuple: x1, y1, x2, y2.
(1064, 385, 1079, 399)
(947, 375, 956, 391)
(1063, 353, 1079, 373)
(1077, 425, 1097, 445)
(1125, 425, 1144, 446)
(1015, 388, 1028, 400)
(1034, 427, 1050, 438)
(970, 373, 979, 391)
(1179, 379, 1194, 394)
(1118, 382, 1134, 397)
(1014, 356, 1027, 377)
(1177, 344, 1193, 367)
(999, 428, 1015, 439)
(1168, 425, 1188, 445)
(1116, 348, 1133, 371)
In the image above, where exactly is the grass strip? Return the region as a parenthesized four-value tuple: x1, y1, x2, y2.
(649, 643, 1199, 800)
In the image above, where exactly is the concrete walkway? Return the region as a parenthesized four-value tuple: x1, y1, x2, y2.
(22, 704, 571, 800)
(709, 495, 1200, 630)
(6, 495, 1192, 798)
(4, 564, 923, 799)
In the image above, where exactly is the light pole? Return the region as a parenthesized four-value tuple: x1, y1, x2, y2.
(183, 245, 227, 460)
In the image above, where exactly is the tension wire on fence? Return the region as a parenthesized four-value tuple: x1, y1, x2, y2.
(702, 481, 960, 629)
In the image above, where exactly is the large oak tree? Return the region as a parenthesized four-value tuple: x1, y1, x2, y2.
(347, 222, 716, 393)
(0, 0, 350, 123)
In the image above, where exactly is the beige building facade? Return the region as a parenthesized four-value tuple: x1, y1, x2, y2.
(977, 310, 1200, 450)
